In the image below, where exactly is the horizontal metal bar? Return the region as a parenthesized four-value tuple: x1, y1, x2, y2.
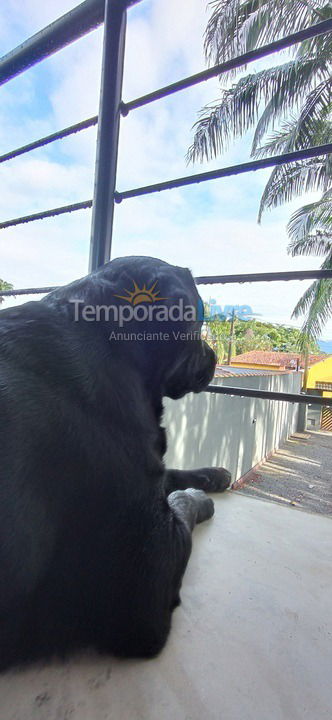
(0, 286, 59, 297)
(121, 18, 332, 114)
(2, 268, 332, 296)
(0, 0, 105, 87)
(115, 143, 332, 201)
(195, 270, 332, 285)
(0, 200, 92, 229)
(8, 16, 329, 163)
(206, 385, 332, 406)
(0, 117, 98, 164)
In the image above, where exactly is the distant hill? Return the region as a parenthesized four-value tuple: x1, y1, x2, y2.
(318, 340, 332, 354)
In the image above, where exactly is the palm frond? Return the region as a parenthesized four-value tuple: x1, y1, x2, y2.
(287, 188, 332, 246)
(251, 98, 288, 155)
(204, 0, 242, 65)
(288, 232, 332, 257)
(253, 116, 303, 158)
(252, 78, 332, 156)
(204, 0, 327, 66)
(296, 11, 332, 58)
(258, 159, 331, 221)
(292, 253, 332, 341)
(188, 54, 329, 163)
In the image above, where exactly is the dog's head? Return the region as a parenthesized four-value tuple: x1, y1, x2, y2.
(44, 256, 216, 400)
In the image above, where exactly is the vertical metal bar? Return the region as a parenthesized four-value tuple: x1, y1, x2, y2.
(226, 309, 236, 365)
(89, 0, 127, 271)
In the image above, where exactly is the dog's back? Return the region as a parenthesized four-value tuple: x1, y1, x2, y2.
(0, 300, 170, 667)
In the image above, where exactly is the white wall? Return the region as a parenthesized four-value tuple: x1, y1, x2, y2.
(164, 373, 301, 482)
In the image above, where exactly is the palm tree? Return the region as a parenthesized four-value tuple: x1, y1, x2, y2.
(288, 189, 332, 339)
(188, 0, 332, 341)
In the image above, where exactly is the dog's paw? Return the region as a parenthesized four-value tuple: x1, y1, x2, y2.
(185, 489, 215, 523)
(198, 467, 232, 493)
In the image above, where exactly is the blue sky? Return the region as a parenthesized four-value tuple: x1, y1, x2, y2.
(1, 0, 331, 339)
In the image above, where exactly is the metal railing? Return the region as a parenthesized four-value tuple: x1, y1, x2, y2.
(1, 0, 332, 407)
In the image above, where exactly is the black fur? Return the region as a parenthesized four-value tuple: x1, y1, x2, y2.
(0, 256, 230, 669)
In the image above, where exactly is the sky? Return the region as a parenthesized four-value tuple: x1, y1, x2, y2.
(1, 0, 331, 339)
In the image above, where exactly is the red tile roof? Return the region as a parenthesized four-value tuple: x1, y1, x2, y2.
(231, 351, 327, 369)
(215, 365, 288, 377)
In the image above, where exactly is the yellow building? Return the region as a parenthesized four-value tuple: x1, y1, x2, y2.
(307, 355, 332, 398)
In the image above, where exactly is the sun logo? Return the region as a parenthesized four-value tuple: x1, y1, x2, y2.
(114, 280, 168, 306)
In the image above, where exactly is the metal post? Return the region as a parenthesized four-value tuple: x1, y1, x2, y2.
(297, 403, 308, 432)
(226, 309, 236, 365)
(297, 346, 309, 431)
(302, 348, 309, 392)
(89, 0, 127, 271)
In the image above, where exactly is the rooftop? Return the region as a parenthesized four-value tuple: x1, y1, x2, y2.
(215, 364, 289, 377)
(231, 350, 327, 369)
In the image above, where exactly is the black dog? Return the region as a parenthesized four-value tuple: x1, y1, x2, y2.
(0, 256, 230, 669)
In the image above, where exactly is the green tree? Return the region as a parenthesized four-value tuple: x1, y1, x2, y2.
(0, 279, 13, 304)
(205, 315, 320, 361)
(233, 319, 319, 353)
(188, 0, 332, 342)
(207, 318, 227, 361)
(203, 304, 229, 361)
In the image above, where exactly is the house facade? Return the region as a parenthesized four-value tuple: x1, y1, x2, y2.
(230, 350, 332, 430)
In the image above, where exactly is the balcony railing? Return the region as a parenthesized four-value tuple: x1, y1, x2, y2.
(1, 0, 332, 407)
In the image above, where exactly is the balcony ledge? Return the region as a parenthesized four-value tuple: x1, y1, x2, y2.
(1, 492, 331, 720)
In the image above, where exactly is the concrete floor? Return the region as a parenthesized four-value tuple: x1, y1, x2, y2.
(238, 430, 332, 515)
(1, 492, 332, 720)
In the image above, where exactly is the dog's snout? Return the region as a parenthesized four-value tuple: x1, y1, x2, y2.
(203, 341, 217, 374)
(194, 342, 216, 390)
(202, 340, 216, 364)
